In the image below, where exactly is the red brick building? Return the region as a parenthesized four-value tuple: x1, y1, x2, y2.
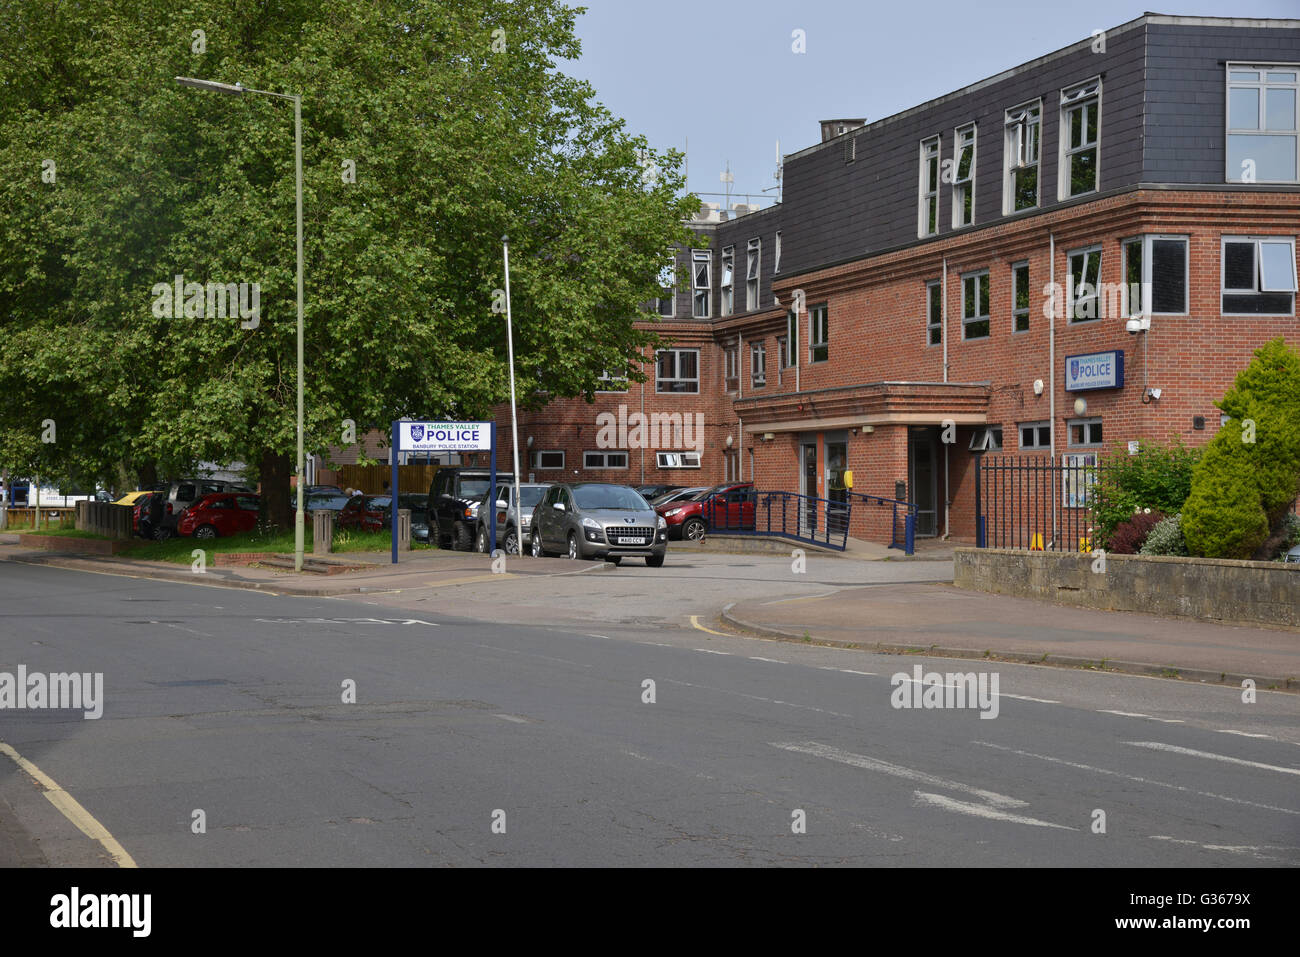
(361, 15, 1300, 547)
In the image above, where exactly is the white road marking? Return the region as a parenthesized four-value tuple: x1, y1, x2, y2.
(668, 681, 851, 718)
(974, 741, 1300, 817)
(586, 634, 612, 640)
(998, 693, 1060, 704)
(1125, 741, 1300, 777)
(493, 714, 528, 724)
(897, 677, 1057, 704)
(1150, 835, 1298, 863)
(913, 792, 1074, 830)
(694, 648, 731, 656)
(1098, 709, 1182, 723)
(1216, 730, 1273, 739)
(749, 656, 787, 664)
(771, 741, 1026, 808)
(839, 669, 877, 676)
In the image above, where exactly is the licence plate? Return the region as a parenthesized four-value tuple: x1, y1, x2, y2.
(617, 537, 645, 545)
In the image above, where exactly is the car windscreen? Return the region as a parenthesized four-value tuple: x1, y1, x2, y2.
(306, 494, 349, 510)
(458, 480, 492, 500)
(519, 486, 546, 507)
(690, 486, 725, 502)
(365, 496, 393, 510)
(573, 485, 648, 510)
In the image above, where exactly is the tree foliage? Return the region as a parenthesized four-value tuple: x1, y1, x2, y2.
(1181, 339, 1300, 560)
(1093, 440, 1199, 548)
(0, 0, 696, 522)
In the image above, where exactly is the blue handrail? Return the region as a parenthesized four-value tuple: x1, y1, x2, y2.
(844, 491, 916, 555)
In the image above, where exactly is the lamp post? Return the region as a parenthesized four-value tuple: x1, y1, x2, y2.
(502, 236, 524, 555)
(176, 77, 306, 572)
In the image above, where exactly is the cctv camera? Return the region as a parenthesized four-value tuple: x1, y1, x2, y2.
(1125, 318, 1141, 334)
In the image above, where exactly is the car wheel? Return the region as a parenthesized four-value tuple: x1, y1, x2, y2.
(152, 526, 173, 542)
(194, 524, 218, 540)
(567, 532, 580, 560)
(682, 518, 706, 541)
(453, 522, 472, 551)
(475, 526, 488, 553)
(607, 556, 622, 566)
(504, 527, 519, 555)
(646, 554, 665, 568)
(531, 530, 546, 558)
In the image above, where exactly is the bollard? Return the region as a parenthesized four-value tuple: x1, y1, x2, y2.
(312, 510, 334, 555)
(397, 508, 412, 552)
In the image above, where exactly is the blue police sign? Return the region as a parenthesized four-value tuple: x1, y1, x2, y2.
(1065, 350, 1124, 392)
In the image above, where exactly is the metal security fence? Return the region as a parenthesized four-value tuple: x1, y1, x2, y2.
(976, 453, 1105, 551)
(707, 489, 852, 551)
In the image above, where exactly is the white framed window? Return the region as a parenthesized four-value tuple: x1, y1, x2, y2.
(809, 304, 829, 362)
(1018, 421, 1051, 450)
(1059, 78, 1101, 199)
(962, 270, 989, 339)
(657, 451, 702, 469)
(918, 135, 941, 237)
(1067, 418, 1103, 447)
(952, 123, 976, 228)
(719, 246, 734, 316)
(926, 279, 942, 346)
(584, 450, 628, 469)
(655, 348, 700, 393)
(530, 450, 565, 469)
(746, 238, 761, 311)
(751, 341, 766, 387)
(1004, 100, 1041, 214)
(1012, 261, 1030, 332)
(656, 257, 675, 317)
(1122, 235, 1189, 316)
(969, 426, 1003, 451)
(724, 342, 739, 390)
(783, 310, 798, 367)
(1221, 236, 1297, 315)
(596, 369, 629, 392)
(1067, 245, 1102, 322)
(1226, 64, 1299, 184)
(774, 231, 782, 274)
(691, 249, 711, 318)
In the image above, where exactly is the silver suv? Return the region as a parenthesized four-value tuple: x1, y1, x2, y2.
(529, 483, 668, 566)
(474, 483, 550, 555)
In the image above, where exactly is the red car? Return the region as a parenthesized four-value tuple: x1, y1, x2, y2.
(336, 494, 391, 532)
(655, 482, 754, 540)
(177, 492, 261, 540)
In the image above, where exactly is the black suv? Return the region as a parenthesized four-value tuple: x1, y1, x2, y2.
(427, 467, 515, 550)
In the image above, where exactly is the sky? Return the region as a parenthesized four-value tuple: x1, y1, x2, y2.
(561, 0, 1299, 209)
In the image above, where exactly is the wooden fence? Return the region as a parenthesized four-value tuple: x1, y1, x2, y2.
(336, 464, 441, 495)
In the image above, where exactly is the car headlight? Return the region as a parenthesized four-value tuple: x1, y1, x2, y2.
(657, 516, 667, 529)
(520, 515, 530, 526)
(665, 508, 682, 517)
(581, 517, 600, 529)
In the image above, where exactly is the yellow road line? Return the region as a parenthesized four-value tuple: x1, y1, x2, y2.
(0, 741, 137, 868)
(689, 615, 731, 636)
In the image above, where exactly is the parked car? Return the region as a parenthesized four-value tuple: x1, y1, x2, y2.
(337, 494, 391, 531)
(114, 490, 156, 509)
(529, 483, 667, 566)
(177, 492, 261, 540)
(157, 479, 254, 538)
(303, 491, 351, 513)
(649, 486, 706, 507)
(428, 467, 515, 551)
(636, 484, 684, 500)
(655, 482, 754, 540)
(473, 483, 550, 555)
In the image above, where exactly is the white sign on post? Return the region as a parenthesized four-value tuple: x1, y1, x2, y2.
(398, 421, 491, 452)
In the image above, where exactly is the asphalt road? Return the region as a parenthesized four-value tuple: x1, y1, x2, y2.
(1, 560, 1297, 866)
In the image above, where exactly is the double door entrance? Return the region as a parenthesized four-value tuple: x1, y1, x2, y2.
(798, 436, 849, 536)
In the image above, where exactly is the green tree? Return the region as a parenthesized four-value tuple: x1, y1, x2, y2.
(1093, 439, 1200, 547)
(1182, 339, 1300, 559)
(0, 0, 697, 526)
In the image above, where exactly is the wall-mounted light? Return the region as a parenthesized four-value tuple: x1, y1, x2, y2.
(526, 436, 534, 448)
(726, 435, 734, 447)
(762, 432, 775, 442)
(1033, 379, 1044, 396)
(1073, 397, 1087, 416)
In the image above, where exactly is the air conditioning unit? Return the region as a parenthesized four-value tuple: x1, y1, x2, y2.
(693, 202, 722, 224)
(731, 203, 760, 216)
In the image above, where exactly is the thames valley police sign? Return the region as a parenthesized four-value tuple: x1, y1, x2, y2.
(398, 421, 491, 452)
(1065, 350, 1124, 392)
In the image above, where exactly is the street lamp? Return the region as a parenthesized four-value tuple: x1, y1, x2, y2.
(176, 76, 306, 572)
(502, 236, 524, 556)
